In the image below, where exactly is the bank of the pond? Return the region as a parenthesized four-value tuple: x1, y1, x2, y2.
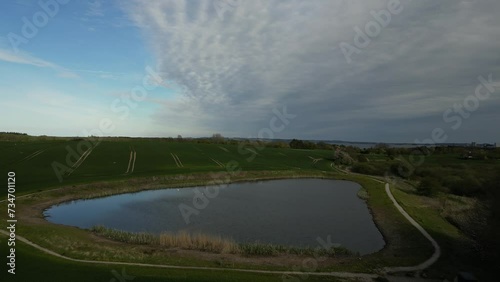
(0, 170, 433, 273)
(45, 178, 384, 254)
(90, 226, 355, 257)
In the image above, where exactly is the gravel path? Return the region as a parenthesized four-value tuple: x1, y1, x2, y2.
(383, 183, 441, 274)
(0, 173, 441, 279)
(0, 230, 377, 280)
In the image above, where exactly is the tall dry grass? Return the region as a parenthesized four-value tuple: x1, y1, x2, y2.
(159, 231, 239, 253)
(91, 226, 353, 257)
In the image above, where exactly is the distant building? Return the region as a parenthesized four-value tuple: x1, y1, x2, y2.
(481, 143, 497, 149)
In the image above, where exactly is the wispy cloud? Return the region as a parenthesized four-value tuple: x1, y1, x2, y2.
(86, 0, 104, 17)
(0, 48, 57, 68)
(123, 0, 500, 142)
(0, 48, 80, 79)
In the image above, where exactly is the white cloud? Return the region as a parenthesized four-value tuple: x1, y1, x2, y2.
(0, 48, 80, 79)
(0, 48, 57, 68)
(86, 0, 104, 17)
(123, 0, 500, 141)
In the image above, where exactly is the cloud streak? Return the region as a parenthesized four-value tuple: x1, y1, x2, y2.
(123, 0, 500, 142)
(0, 48, 80, 79)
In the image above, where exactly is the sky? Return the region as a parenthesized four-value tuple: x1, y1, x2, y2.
(0, 0, 499, 143)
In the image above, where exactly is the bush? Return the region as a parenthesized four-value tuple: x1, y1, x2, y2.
(351, 163, 385, 176)
(449, 175, 482, 196)
(417, 177, 440, 196)
(357, 155, 368, 163)
(390, 162, 413, 179)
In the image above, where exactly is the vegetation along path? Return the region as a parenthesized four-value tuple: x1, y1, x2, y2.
(0, 178, 441, 280)
(0, 230, 377, 280)
(383, 183, 441, 274)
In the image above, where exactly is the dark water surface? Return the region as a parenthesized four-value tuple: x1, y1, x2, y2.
(44, 179, 385, 254)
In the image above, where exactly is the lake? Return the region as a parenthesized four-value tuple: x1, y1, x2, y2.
(44, 179, 385, 254)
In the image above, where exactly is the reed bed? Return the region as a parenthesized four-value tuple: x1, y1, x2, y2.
(91, 226, 354, 257)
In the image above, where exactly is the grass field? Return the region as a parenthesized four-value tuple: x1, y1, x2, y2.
(0, 137, 495, 281)
(1, 234, 329, 282)
(0, 139, 334, 195)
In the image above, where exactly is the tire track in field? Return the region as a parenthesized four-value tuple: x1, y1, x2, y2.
(17, 148, 48, 163)
(218, 146, 229, 153)
(210, 157, 224, 168)
(131, 149, 137, 173)
(171, 153, 183, 168)
(245, 148, 259, 155)
(125, 147, 137, 174)
(308, 156, 322, 164)
(67, 143, 99, 176)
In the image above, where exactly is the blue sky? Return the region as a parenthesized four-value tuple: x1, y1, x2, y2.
(1, 0, 499, 143)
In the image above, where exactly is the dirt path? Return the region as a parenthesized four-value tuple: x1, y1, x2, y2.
(330, 163, 349, 174)
(331, 164, 441, 274)
(0, 230, 376, 280)
(383, 183, 441, 274)
(0, 168, 440, 278)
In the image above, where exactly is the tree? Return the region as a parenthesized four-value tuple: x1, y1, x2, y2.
(212, 133, 224, 143)
(332, 149, 355, 165)
(289, 139, 305, 149)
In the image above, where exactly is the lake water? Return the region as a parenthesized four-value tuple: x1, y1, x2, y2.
(44, 179, 385, 254)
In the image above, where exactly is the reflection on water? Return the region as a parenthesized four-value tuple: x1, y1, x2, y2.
(45, 179, 385, 254)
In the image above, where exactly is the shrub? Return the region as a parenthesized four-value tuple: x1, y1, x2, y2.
(390, 162, 413, 179)
(351, 163, 387, 176)
(357, 155, 368, 163)
(417, 177, 440, 196)
(449, 175, 482, 196)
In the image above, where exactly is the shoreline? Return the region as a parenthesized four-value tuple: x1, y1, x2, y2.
(0, 170, 432, 273)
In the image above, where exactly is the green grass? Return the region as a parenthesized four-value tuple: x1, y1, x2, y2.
(3, 233, 335, 282)
(389, 187, 490, 279)
(1, 137, 493, 280)
(0, 139, 334, 195)
(0, 170, 435, 276)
